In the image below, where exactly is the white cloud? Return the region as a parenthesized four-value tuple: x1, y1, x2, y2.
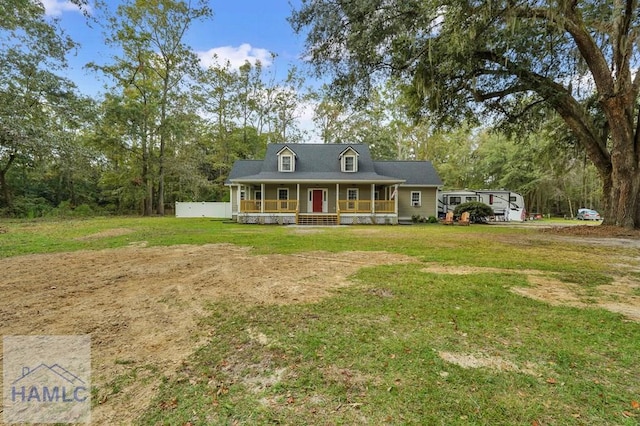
(197, 43, 273, 69)
(296, 99, 321, 144)
(42, 0, 86, 16)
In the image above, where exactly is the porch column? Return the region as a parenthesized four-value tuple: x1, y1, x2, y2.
(371, 183, 375, 214)
(336, 183, 340, 213)
(236, 184, 242, 213)
(296, 183, 300, 213)
(261, 183, 265, 213)
(394, 184, 399, 215)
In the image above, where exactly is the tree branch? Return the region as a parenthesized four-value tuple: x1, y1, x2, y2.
(508, 3, 615, 98)
(474, 50, 611, 172)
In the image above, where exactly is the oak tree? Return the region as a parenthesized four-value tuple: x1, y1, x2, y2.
(291, 0, 640, 228)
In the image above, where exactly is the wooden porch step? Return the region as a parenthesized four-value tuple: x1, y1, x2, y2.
(297, 214, 338, 226)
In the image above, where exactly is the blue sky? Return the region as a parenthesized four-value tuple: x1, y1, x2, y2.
(42, 0, 323, 140)
(44, 0, 309, 96)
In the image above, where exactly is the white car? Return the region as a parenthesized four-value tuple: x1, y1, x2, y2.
(576, 209, 601, 221)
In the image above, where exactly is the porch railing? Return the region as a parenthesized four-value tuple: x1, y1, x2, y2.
(240, 200, 298, 213)
(338, 200, 395, 213)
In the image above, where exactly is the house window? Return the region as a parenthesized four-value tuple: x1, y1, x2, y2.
(465, 196, 475, 202)
(411, 191, 421, 207)
(344, 156, 355, 171)
(343, 155, 357, 172)
(449, 196, 461, 205)
(280, 155, 293, 172)
(278, 188, 289, 209)
(239, 189, 246, 201)
(347, 188, 358, 210)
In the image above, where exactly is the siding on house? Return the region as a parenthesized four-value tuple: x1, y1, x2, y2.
(398, 187, 438, 220)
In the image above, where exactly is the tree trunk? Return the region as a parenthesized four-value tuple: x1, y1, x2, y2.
(157, 77, 169, 216)
(600, 94, 639, 228)
(0, 169, 12, 210)
(605, 148, 639, 228)
(142, 134, 153, 216)
(0, 154, 16, 211)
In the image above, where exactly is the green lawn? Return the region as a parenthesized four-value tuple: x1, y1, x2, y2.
(1, 217, 638, 425)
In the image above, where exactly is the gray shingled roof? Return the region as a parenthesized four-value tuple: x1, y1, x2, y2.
(226, 143, 442, 185)
(373, 161, 443, 186)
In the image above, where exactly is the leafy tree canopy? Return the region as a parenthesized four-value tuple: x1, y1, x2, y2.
(290, 0, 640, 228)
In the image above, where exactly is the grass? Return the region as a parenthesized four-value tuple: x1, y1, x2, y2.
(1, 217, 639, 425)
(142, 267, 639, 425)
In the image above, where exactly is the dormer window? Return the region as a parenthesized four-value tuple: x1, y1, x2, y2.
(277, 146, 296, 172)
(280, 155, 292, 172)
(344, 155, 355, 172)
(339, 147, 359, 172)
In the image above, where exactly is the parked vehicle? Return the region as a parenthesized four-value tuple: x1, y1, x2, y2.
(576, 208, 601, 220)
(438, 189, 526, 222)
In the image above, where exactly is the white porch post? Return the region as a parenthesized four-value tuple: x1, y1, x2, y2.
(261, 183, 265, 213)
(371, 183, 375, 214)
(296, 183, 300, 212)
(236, 184, 242, 213)
(394, 184, 399, 215)
(336, 183, 340, 213)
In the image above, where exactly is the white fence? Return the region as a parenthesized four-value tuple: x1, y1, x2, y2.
(175, 202, 232, 218)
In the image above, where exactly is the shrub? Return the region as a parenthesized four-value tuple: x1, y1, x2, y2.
(6, 197, 54, 218)
(453, 201, 493, 223)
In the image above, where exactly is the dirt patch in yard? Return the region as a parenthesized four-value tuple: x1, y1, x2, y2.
(0, 244, 416, 424)
(438, 351, 540, 376)
(421, 263, 640, 322)
(74, 227, 135, 240)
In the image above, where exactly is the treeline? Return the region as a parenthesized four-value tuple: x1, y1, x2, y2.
(0, 0, 600, 218)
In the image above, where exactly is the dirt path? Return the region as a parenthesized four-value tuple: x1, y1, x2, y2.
(0, 244, 416, 423)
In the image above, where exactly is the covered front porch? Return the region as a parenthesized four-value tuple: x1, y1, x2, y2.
(231, 182, 399, 225)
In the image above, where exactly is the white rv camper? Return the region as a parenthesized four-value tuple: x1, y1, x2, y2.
(438, 189, 526, 222)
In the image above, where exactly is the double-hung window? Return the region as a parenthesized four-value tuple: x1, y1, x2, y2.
(280, 155, 292, 172)
(411, 191, 421, 207)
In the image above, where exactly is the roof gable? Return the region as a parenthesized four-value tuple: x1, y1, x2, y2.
(338, 146, 359, 158)
(276, 146, 297, 157)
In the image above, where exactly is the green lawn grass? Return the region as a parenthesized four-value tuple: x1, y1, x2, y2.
(1, 217, 638, 425)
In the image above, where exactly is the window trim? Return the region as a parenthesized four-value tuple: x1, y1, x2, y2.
(342, 155, 357, 172)
(277, 187, 289, 209)
(277, 188, 289, 200)
(411, 191, 421, 207)
(279, 154, 293, 172)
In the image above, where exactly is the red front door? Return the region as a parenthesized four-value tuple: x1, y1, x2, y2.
(312, 190, 323, 212)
